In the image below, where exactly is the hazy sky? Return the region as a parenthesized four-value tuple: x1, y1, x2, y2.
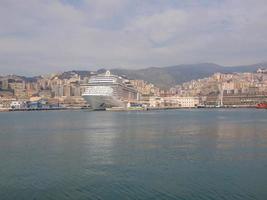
(0, 0, 267, 75)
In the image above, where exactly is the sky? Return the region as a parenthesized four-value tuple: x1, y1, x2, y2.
(0, 0, 267, 75)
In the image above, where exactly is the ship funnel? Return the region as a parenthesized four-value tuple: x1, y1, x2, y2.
(105, 70, 111, 76)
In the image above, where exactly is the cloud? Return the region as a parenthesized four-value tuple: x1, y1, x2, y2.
(0, 0, 267, 75)
(83, 0, 129, 20)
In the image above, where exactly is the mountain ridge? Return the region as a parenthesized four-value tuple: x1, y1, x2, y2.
(111, 62, 267, 89)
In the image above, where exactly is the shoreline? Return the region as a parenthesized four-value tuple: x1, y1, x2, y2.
(0, 106, 265, 113)
(0, 107, 92, 113)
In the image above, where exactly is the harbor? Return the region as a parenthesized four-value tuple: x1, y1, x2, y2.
(2, 0, 267, 199)
(2, 69, 267, 113)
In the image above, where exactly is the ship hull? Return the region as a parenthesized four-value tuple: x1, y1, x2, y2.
(83, 95, 125, 110)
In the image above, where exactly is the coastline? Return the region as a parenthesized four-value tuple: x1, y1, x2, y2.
(0, 105, 265, 113)
(0, 107, 92, 113)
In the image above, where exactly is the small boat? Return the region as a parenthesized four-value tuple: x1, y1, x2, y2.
(256, 102, 267, 109)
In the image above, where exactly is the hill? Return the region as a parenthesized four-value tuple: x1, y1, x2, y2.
(111, 63, 267, 89)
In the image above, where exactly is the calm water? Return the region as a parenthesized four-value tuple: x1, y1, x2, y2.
(0, 109, 267, 200)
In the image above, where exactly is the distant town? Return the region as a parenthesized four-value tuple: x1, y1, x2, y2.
(1, 67, 267, 111)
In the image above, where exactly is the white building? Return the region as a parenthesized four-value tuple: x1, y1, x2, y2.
(163, 96, 200, 108)
(10, 101, 26, 109)
(149, 96, 165, 107)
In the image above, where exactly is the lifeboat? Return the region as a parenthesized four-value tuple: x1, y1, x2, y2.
(256, 102, 267, 109)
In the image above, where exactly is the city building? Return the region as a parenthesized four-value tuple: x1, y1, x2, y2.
(163, 96, 200, 108)
(10, 101, 26, 109)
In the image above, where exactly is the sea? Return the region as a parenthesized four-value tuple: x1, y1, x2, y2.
(0, 109, 267, 200)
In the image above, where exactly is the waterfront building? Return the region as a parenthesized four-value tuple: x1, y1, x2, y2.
(149, 96, 200, 108)
(149, 96, 165, 107)
(63, 96, 89, 108)
(205, 93, 267, 107)
(0, 97, 16, 108)
(10, 101, 26, 109)
(163, 96, 200, 108)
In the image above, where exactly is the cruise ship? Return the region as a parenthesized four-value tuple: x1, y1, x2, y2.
(82, 71, 138, 110)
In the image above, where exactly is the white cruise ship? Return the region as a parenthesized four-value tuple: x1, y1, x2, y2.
(82, 71, 138, 110)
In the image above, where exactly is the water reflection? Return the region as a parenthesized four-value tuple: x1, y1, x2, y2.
(82, 112, 120, 166)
